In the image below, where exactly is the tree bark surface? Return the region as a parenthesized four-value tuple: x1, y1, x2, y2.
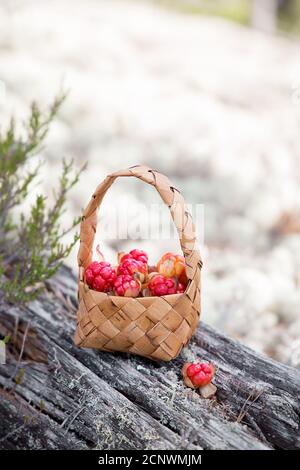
(0, 266, 299, 450)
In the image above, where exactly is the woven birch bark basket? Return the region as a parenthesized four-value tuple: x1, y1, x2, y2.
(74, 165, 202, 361)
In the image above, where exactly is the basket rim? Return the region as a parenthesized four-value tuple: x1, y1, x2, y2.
(79, 280, 187, 301)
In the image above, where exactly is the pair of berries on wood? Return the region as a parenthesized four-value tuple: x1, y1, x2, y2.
(84, 249, 187, 298)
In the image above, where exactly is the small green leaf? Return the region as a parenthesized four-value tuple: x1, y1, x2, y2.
(39, 399, 45, 411)
(15, 368, 25, 385)
(3, 335, 10, 344)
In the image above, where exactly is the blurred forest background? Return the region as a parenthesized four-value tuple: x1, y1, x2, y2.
(0, 0, 300, 365)
(156, 0, 300, 34)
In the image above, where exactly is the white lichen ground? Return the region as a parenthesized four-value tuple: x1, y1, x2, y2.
(1, 0, 300, 364)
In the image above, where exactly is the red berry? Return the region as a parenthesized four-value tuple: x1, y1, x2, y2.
(118, 258, 147, 282)
(119, 249, 148, 266)
(148, 274, 177, 296)
(177, 282, 186, 293)
(186, 362, 215, 387)
(85, 269, 95, 285)
(193, 372, 207, 386)
(201, 363, 213, 374)
(85, 261, 116, 292)
(113, 274, 141, 297)
(128, 249, 148, 265)
(187, 363, 202, 377)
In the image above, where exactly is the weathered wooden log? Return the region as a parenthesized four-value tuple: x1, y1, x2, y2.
(0, 266, 299, 450)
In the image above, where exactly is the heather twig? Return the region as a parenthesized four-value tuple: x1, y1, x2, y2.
(0, 95, 84, 304)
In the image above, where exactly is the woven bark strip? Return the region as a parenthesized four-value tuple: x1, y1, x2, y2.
(75, 165, 202, 361)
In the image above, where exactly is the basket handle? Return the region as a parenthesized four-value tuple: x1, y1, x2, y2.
(77, 165, 202, 284)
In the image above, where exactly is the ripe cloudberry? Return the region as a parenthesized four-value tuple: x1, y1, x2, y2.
(157, 252, 187, 284)
(113, 274, 141, 297)
(186, 362, 215, 387)
(117, 258, 147, 283)
(148, 274, 177, 296)
(118, 249, 148, 265)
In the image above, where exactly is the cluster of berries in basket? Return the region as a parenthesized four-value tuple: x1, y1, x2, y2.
(85, 249, 187, 297)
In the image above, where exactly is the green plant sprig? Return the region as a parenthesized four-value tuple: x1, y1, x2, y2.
(0, 95, 84, 304)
